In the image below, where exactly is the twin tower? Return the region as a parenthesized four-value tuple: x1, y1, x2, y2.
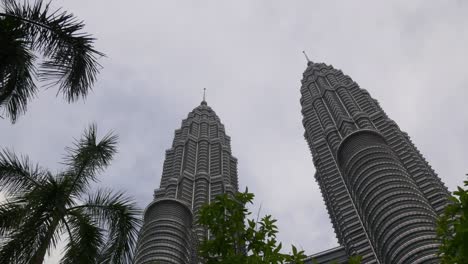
(133, 61, 449, 264)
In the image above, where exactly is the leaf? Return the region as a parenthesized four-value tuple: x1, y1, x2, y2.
(0, 15, 37, 123)
(0, 149, 46, 196)
(63, 124, 118, 196)
(437, 174, 468, 264)
(72, 189, 142, 264)
(0, 0, 104, 122)
(61, 211, 104, 264)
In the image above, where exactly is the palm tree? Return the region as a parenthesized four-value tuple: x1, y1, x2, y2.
(0, 0, 104, 123)
(0, 124, 141, 264)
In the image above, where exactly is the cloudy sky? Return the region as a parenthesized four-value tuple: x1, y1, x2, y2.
(2, 0, 468, 262)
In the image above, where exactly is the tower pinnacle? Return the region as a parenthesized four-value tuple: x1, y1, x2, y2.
(302, 51, 312, 65)
(201, 88, 207, 105)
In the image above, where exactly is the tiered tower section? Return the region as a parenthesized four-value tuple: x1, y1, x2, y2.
(300, 61, 449, 263)
(134, 100, 238, 264)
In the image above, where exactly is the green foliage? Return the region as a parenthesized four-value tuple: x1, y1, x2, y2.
(0, 0, 104, 123)
(348, 255, 362, 264)
(197, 190, 306, 264)
(0, 124, 142, 264)
(437, 175, 468, 264)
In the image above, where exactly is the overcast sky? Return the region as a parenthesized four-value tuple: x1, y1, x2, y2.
(1, 0, 468, 262)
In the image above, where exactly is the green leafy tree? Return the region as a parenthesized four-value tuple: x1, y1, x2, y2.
(348, 255, 362, 264)
(437, 175, 468, 264)
(197, 190, 307, 264)
(0, 0, 104, 123)
(0, 125, 141, 264)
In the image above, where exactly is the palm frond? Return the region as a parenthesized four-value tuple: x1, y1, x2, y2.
(2, 0, 104, 102)
(0, 15, 37, 123)
(69, 189, 142, 264)
(0, 177, 70, 264)
(0, 199, 28, 237)
(61, 210, 104, 264)
(63, 124, 118, 196)
(0, 202, 54, 264)
(0, 149, 46, 196)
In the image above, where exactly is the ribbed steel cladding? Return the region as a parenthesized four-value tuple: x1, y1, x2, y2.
(160, 151, 174, 189)
(337, 131, 439, 263)
(371, 115, 449, 215)
(222, 154, 230, 181)
(197, 141, 209, 172)
(134, 201, 192, 264)
(209, 143, 221, 175)
(335, 87, 359, 116)
(302, 98, 375, 263)
(307, 135, 376, 261)
(229, 158, 238, 190)
(135, 221, 189, 263)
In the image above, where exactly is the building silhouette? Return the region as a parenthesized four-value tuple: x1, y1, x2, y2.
(300, 60, 449, 263)
(133, 99, 238, 264)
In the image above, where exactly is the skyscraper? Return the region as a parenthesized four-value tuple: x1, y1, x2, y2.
(134, 99, 238, 264)
(300, 60, 449, 263)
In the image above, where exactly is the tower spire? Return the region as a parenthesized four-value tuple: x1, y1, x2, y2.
(302, 51, 312, 65)
(201, 88, 207, 105)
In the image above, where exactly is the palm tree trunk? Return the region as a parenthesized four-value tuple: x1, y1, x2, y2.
(30, 217, 60, 264)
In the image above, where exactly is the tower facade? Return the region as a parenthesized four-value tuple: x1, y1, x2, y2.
(134, 100, 238, 264)
(300, 61, 449, 263)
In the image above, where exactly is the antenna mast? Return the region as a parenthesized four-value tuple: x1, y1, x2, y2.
(302, 50, 311, 62)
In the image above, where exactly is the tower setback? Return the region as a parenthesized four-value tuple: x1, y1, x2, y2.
(134, 99, 238, 264)
(300, 61, 449, 264)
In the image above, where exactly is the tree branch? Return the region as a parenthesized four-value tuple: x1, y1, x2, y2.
(62, 216, 74, 245)
(0, 12, 55, 32)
